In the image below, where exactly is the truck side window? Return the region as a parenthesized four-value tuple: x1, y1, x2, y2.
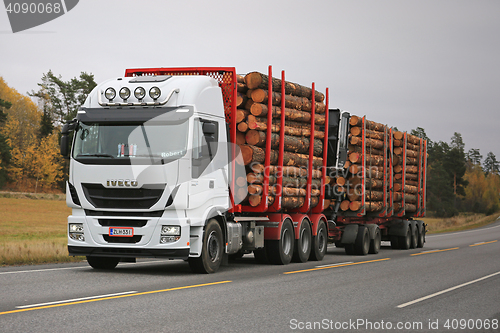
(192, 118, 218, 178)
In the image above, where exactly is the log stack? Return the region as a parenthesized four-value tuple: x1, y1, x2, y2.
(235, 71, 326, 210)
(392, 132, 422, 214)
(340, 115, 390, 214)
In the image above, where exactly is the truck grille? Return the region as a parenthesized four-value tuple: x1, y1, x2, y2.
(98, 219, 148, 227)
(82, 183, 164, 209)
(103, 235, 142, 244)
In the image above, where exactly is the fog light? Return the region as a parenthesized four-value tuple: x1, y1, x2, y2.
(119, 87, 131, 100)
(105, 87, 116, 100)
(160, 236, 179, 243)
(149, 87, 161, 100)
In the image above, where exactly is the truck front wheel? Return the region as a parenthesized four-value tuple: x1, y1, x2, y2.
(86, 256, 120, 270)
(189, 219, 223, 274)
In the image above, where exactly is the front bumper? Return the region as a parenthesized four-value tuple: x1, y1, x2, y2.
(68, 245, 190, 259)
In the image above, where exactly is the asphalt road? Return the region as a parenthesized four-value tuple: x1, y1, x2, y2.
(1, 219, 499, 333)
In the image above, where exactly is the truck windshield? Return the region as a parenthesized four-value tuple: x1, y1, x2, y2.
(72, 119, 189, 165)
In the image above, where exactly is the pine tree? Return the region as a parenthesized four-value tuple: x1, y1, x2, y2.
(484, 152, 500, 175)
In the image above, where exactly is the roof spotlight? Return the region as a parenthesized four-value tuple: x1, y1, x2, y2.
(104, 88, 116, 100)
(134, 87, 146, 100)
(119, 87, 131, 100)
(149, 87, 161, 100)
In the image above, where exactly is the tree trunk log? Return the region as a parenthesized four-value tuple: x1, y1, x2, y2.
(250, 89, 326, 113)
(247, 118, 325, 139)
(245, 130, 323, 156)
(350, 136, 384, 149)
(244, 72, 325, 102)
(250, 103, 326, 125)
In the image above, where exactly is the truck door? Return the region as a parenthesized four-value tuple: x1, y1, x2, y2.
(188, 117, 228, 209)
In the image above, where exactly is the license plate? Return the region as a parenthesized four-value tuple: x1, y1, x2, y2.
(109, 227, 134, 237)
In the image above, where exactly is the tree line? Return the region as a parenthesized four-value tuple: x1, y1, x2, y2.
(0, 71, 499, 216)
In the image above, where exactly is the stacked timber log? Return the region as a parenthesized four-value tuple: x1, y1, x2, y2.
(340, 115, 389, 213)
(392, 132, 421, 214)
(235, 71, 326, 210)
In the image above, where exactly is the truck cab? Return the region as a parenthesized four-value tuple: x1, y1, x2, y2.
(62, 73, 236, 272)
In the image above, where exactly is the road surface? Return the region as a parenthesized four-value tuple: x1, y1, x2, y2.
(1, 219, 499, 332)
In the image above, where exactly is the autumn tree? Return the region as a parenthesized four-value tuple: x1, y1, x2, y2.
(0, 77, 64, 192)
(0, 98, 12, 188)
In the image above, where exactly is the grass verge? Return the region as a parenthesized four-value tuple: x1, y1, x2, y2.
(0, 197, 84, 266)
(423, 212, 500, 234)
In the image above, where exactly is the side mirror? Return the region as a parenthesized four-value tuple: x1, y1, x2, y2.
(202, 122, 216, 136)
(60, 119, 77, 158)
(60, 134, 70, 158)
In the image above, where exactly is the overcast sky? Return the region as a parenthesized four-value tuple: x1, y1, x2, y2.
(1, 0, 499, 161)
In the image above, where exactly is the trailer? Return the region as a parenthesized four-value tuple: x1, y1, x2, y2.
(61, 66, 427, 273)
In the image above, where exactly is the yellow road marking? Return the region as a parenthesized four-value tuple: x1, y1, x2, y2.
(284, 258, 391, 274)
(410, 247, 459, 256)
(0, 280, 231, 316)
(470, 240, 498, 247)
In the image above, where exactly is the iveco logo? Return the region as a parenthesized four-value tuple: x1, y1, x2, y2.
(106, 179, 138, 187)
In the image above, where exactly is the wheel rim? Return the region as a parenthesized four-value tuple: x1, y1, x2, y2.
(318, 226, 326, 252)
(300, 226, 310, 253)
(282, 225, 292, 255)
(207, 230, 220, 263)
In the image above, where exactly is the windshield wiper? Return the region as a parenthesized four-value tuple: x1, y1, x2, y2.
(77, 153, 115, 158)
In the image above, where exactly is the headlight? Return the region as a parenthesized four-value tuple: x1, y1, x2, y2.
(104, 88, 116, 100)
(69, 223, 84, 233)
(69, 223, 85, 242)
(160, 225, 180, 243)
(161, 226, 180, 235)
(149, 87, 161, 100)
(134, 87, 146, 100)
(119, 87, 131, 100)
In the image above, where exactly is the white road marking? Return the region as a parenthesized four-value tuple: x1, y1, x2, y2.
(397, 271, 500, 308)
(0, 260, 170, 275)
(16, 291, 138, 309)
(315, 262, 353, 268)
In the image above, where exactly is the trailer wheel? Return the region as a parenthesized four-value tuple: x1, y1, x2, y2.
(310, 221, 327, 261)
(354, 226, 370, 255)
(369, 227, 381, 254)
(410, 224, 418, 249)
(189, 219, 223, 273)
(267, 219, 294, 265)
(398, 228, 411, 250)
(417, 222, 425, 248)
(345, 244, 355, 255)
(86, 256, 120, 270)
(293, 219, 312, 263)
(390, 236, 399, 249)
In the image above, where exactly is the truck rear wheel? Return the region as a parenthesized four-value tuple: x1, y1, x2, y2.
(410, 224, 418, 249)
(417, 222, 425, 248)
(310, 221, 327, 261)
(267, 219, 294, 265)
(189, 219, 223, 274)
(354, 226, 370, 255)
(369, 227, 381, 254)
(86, 256, 120, 270)
(398, 228, 411, 250)
(293, 219, 312, 263)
